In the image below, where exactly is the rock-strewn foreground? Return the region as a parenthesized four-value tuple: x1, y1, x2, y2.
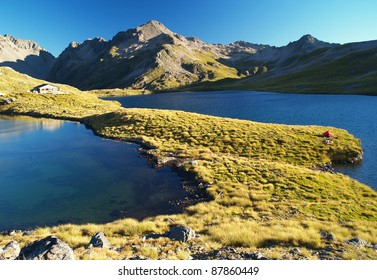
(0, 67, 376, 260)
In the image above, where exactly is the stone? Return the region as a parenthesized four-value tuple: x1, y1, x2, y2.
(289, 248, 301, 255)
(87, 232, 111, 248)
(189, 160, 199, 166)
(18, 236, 74, 260)
(347, 238, 369, 247)
(247, 252, 270, 260)
(22, 230, 36, 236)
(164, 225, 196, 242)
(320, 231, 335, 241)
(0, 241, 20, 260)
(0, 98, 16, 105)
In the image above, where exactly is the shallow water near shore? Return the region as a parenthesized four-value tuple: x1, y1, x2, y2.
(0, 115, 186, 231)
(107, 90, 377, 190)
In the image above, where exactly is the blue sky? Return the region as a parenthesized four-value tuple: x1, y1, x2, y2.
(2, 0, 377, 56)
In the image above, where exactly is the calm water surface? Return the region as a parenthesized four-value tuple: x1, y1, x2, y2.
(108, 90, 377, 190)
(0, 116, 186, 231)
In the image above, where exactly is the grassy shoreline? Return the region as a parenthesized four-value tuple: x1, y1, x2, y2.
(1, 67, 376, 259)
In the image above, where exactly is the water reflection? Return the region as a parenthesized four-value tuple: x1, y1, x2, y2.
(0, 115, 64, 139)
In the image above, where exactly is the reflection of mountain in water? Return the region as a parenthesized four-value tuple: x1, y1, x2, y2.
(0, 115, 64, 139)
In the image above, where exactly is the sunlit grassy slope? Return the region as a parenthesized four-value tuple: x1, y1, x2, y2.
(0, 67, 121, 119)
(0, 67, 376, 259)
(179, 46, 377, 94)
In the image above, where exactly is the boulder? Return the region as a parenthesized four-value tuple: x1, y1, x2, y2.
(0, 98, 16, 105)
(22, 230, 36, 236)
(87, 232, 111, 248)
(289, 248, 301, 255)
(0, 241, 20, 260)
(320, 231, 335, 241)
(164, 225, 195, 242)
(18, 236, 74, 260)
(347, 238, 369, 247)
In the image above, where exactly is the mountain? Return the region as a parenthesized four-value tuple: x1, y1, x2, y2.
(0, 34, 55, 79)
(48, 20, 238, 90)
(2, 21, 377, 94)
(199, 37, 377, 94)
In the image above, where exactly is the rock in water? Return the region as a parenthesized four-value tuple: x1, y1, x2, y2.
(18, 236, 74, 260)
(88, 232, 111, 248)
(164, 225, 195, 242)
(0, 241, 21, 260)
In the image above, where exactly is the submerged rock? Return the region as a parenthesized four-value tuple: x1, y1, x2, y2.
(0, 241, 20, 260)
(87, 232, 111, 248)
(18, 236, 74, 260)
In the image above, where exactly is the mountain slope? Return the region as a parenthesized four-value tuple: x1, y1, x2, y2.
(0, 34, 55, 79)
(187, 39, 377, 94)
(48, 20, 238, 90)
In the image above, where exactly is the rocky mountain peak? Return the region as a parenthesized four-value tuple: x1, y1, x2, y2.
(283, 34, 333, 55)
(135, 20, 174, 42)
(298, 34, 317, 44)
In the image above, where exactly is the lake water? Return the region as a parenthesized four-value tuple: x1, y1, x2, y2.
(107, 90, 377, 190)
(0, 115, 186, 231)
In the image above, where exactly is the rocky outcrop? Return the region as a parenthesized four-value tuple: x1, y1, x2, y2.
(18, 236, 74, 260)
(0, 241, 20, 260)
(87, 232, 111, 248)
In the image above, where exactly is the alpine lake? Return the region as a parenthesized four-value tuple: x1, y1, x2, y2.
(1, 90, 376, 230)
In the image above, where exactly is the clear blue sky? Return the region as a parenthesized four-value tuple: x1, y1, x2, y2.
(2, 0, 377, 57)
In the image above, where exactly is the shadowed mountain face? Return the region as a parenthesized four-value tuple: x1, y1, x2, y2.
(0, 34, 55, 79)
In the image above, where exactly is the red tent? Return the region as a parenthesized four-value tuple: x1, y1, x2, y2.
(322, 131, 334, 137)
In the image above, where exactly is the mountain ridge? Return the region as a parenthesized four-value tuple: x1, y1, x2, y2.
(1, 20, 377, 93)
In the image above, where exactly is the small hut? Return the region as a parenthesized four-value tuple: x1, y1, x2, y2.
(31, 84, 60, 94)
